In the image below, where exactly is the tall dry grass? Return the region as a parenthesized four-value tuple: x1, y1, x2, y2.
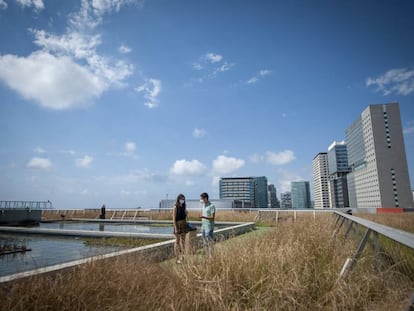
(358, 213, 414, 233)
(1, 215, 412, 310)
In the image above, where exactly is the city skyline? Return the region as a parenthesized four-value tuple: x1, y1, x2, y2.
(0, 1, 413, 209)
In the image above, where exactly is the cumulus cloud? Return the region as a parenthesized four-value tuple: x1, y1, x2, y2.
(193, 128, 206, 138)
(266, 150, 296, 165)
(366, 67, 414, 96)
(0, 0, 135, 110)
(16, 0, 44, 10)
(0, 52, 106, 109)
(26, 157, 52, 169)
(212, 155, 245, 175)
(136, 78, 162, 108)
(170, 159, 206, 176)
(76, 155, 93, 167)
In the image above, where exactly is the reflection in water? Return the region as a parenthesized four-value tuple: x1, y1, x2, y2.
(99, 224, 104, 231)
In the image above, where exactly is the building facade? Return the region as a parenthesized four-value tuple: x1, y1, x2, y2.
(346, 103, 413, 208)
(312, 152, 330, 209)
(267, 184, 279, 208)
(291, 181, 311, 209)
(280, 192, 292, 209)
(327, 141, 350, 208)
(219, 176, 268, 208)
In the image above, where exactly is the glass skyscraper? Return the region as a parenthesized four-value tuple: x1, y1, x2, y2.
(312, 152, 330, 209)
(219, 176, 268, 208)
(327, 141, 350, 208)
(291, 181, 311, 209)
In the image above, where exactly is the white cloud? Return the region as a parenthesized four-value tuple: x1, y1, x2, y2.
(0, 52, 106, 110)
(193, 128, 206, 138)
(170, 159, 206, 176)
(259, 69, 271, 76)
(26, 157, 52, 169)
(191, 52, 234, 83)
(34, 147, 46, 154)
(246, 69, 271, 85)
(247, 77, 259, 84)
(266, 150, 296, 165)
(0, 0, 7, 10)
(119, 44, 132, 54)
(0, 2, 135, 110)
(366, 67, 414, 96)
(76, 155, 93, 167)
(212, 155, 245, 175)
(205, 53, 223, 63)
(136, 78, 162, 108)
(125, 141, 136, 153)
(16, 0, 44, 10)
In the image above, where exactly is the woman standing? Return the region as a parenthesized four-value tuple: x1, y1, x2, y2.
(172, 194, 188, 263)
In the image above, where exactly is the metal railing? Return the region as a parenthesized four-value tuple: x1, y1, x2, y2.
(333, 211, 414, 310)
(0, 201, 53, 209)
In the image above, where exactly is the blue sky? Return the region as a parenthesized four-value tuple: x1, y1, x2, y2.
(0, 0, 413, 209)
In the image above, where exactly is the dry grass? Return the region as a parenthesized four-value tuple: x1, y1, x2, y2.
(1, 215, 413, 310)
(358, 213, 414, 233)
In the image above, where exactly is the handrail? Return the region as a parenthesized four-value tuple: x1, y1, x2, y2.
(334, 211, 414, 249)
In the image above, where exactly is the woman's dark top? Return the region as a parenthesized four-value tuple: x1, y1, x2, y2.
(175, 205, 187, 221)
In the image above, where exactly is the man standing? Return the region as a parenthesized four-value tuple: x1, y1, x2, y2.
(199, 192, 215, 257)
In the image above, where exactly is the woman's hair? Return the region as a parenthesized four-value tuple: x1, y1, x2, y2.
(175, 193, 186, 208)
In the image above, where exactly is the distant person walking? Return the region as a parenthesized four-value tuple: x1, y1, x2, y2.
(199, 192, 215, 257)
(172, 194, 188, 264)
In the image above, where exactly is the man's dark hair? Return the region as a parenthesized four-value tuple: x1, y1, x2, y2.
(200, 192, 209, 200)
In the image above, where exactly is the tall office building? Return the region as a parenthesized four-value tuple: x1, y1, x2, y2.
(312, 152, 330, 209)
(291, 181, 311, 209)
(268, 184, 279, 208)
(328, 141, 350, 208)
(254, 176, 268, 208)
(280, 192, 292, 209)
(219, 176, 268, 208)
(346, 103, 412, 208)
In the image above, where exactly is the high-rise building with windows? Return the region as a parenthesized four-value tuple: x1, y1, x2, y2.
(346, 103, 412, 208)
(219, 176, 268, 208)
(291, 181, 311, 209)
(280, 192, 292, 209)
(312, 152, 330, 209)
(328, 141, 350, 208)
(267, 184, 279, 208)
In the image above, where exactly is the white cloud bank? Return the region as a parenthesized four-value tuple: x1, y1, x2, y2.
(366, 67, 414, 96)
(212, 155, 245, 175)
(26, 157, 52, 169)
(0, 0, 137, 110)
(0, 0, 7, 9)
(170, 159, 207, 176)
